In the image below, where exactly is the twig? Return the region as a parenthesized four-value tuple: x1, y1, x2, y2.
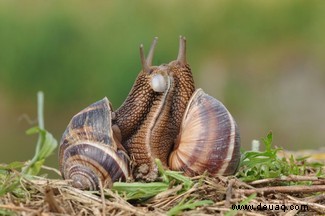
(206, 206, 265, 216)
(41, 165, 62, 176)
(225, 179, 235, 207)
(214, 198, 246, 206)
(303, 194, 325, 203)
(61, 187, 147, 216)
(235, 179, 256, 189)
(249, 175, 325, 185)
(149, 184, 183, 202)
(283, 209, 299, 216)
(0, 204, 38, 213)
(285, 194, 325, 214)
(44, 185, 64, 214)
(236, 185, 325, 195)
(98, 180, 106, 216)
(159, 184, 199, 209)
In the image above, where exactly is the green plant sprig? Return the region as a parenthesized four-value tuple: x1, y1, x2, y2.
(167, 198, 213, 216)
(0, 91, 58, 198)
(112, 159, 195, 201)
(236, 132, 324, 182)
(21, 91, 58, 175)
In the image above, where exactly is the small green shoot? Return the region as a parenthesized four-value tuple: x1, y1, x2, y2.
(112, 181, 169, 200)
(156, 158, 193, 191)
(0, 161, 25, 171)
(0, 209, 15, 216)
(0, 174, 20, 197)
(112, 159, 194, 201)
(22, 91, 58, 175)
(0, 162, 25, 196)
(0, 168, 26, 198)
(167, 198, 213, 216)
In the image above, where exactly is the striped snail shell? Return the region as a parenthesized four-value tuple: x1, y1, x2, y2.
(59, 98, 129, 190)
(169, 88, 240, 176)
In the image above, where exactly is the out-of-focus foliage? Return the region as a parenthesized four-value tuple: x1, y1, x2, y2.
(0, 0, 324, 169)
(1, 1, 323, 104)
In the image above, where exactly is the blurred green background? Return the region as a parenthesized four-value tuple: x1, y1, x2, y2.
(0, 0, 324, 170)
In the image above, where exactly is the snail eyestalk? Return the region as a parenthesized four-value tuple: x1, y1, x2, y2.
(177, 36, 187, 65)
(146, 37, 158, 66)
(140, 44, 150, 74)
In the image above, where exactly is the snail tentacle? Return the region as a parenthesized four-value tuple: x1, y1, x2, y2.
(140, 44, 150, 74)
(177, 35, 187, 65)
(146, 37, 158, 66)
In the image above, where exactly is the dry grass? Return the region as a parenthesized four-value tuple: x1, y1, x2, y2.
(0, 168, 324, 216)
(1, 141, 325, 216)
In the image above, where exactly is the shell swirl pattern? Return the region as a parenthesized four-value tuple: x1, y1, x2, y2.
(59, 98, 129, 190)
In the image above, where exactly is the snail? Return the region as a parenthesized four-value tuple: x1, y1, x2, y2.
(59, 36, 241, 190)
(59, 98, 130, 190)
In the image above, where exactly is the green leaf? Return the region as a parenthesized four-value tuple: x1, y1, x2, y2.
(25, 126, 40, 135)
(27, 160, 45, 176)
(167, 198, 213, 216)
(37, 129, 58, 159)
(164, 170, 193, 191)
(0, 182, 19, 197)
(156, 158, 169, 183)
(0, 174, 20, 197)
(262, 131, 273, 152)
(23, 128, 57, 175)
(0, 209, 15, 216)
(155, 158, 193, 191)
(113, 182, 169, 200)
(0, 161, 25, 171)
(113, 159, 194, 201)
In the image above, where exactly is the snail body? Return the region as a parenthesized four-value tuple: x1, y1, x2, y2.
(59, 37, 240, 189)
(113, 38, 195, 180)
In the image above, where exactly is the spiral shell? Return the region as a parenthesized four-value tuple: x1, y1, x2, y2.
(59, 98, 129, 190)
(169, 88, 241, 176)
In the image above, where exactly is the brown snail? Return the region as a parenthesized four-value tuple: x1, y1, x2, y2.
(59, 36, 241, 190)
